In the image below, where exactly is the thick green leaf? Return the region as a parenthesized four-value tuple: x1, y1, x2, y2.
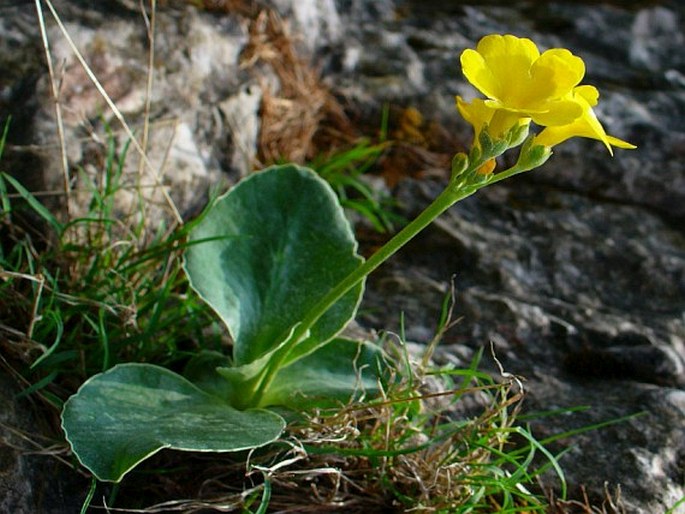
(184, 164, 364, 366)
(61, 364, 285, 482)
(186, 339, 385, 410)
(182, 350, 234, 400)
(259, 338, 386, 409)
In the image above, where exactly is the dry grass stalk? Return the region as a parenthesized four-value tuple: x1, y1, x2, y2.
(258, 371, 528, 512)
(183, 0, 262, 16)
(548, 484, 627, 514)
(241, 10, 354, 165)
(35, 0, 183, 227)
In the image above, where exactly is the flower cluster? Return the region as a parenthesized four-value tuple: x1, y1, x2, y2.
(457, 34, 635, 157)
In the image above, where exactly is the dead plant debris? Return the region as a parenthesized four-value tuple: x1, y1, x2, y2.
(240, 10, 355, 165)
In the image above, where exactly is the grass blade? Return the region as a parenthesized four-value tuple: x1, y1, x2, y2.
(1, 173, 62, 233)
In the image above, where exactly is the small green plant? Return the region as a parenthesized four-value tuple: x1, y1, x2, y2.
(59, 33, 635, 488)
(60, 163, 385, 482)
(0, 121, 221, 405)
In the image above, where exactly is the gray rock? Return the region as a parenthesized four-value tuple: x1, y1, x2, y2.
(3, 1, 250, 220)
(267, 0, 342, 50)
(0, 370, 86, 513)
(2, 0, 684, 511)
(323, 1, 685, 510)
(361, 174, 685, 511)
(320, 0, 685, 219)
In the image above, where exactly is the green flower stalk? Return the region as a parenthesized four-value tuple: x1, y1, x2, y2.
(252, 34, 637, 401)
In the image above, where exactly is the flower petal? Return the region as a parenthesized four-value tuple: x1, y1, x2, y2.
(606, 135, 637, 149)
(530, 99, 584, 126)
(575, 84, 599, 106)
(530, 49, 585, 100)
(456, 96, 495, 131)
(456, 96, 529, 143)
(534, 124, 579, 149)
(460, 49, 499, 100)
(462, 34, 540, 104)
(535, 104, 635, 155)
(489, 110, 530, 140)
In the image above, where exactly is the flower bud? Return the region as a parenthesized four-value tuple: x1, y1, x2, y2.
(516, 137, 552, 171)
(451, 152, 469, 178)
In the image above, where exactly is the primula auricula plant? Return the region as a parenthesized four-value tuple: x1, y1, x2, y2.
(61, 34, 635, 483)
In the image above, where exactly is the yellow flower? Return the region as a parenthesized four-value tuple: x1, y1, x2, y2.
(534, 85, 636, 155)
(460, 34, 585, 126)
(456, 96, 529, 142)
(458, 34, 635, 156)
